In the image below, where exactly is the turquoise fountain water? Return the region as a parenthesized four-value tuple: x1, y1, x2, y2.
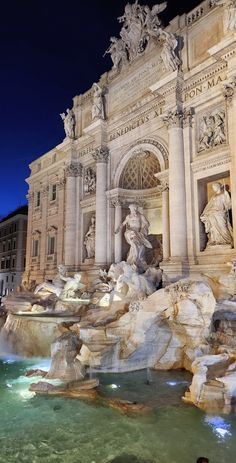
(0, 357, 236, 463)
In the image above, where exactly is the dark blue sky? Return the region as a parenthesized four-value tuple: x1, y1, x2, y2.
(0, 0, 199, 217)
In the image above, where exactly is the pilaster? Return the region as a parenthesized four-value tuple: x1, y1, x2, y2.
(92, 147, 109, 267)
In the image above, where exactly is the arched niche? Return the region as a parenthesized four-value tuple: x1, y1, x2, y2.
(113, 139, 168, 189)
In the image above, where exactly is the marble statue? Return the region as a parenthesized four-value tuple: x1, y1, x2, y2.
(92, 83, 105, 120)
(213, 0, 236, 31)
(198, 110, 226, 151)
(60, 108, 76, 139)
(158, 30, 181, 72)
(218, 259, 236, 299)
(34, 264, 68, 297)
(59, 273, 86, 300)
(115, 204, 152, 268)
(104, 2, 170, 66)
(114, 262, 162, 300)
(84, 216, 96, 259)
(103, 37, 128, 69)
(200, 182, 233, 248)
(144, 3, 167, 37)
(84, 167, 96, 195)
(46, 323, 85, 381)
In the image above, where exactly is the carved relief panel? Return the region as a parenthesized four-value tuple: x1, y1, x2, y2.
(197, 106, 227, 154)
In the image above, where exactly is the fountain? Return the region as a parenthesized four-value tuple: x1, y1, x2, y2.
(1, 203, 236, 453)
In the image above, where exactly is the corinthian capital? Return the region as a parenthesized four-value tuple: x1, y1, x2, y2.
(183, 107, 194, 128)
(92, 147, 110, 163)
(65, 162, 83, 177)
(157, 180, 169, 193)
(223, 76, 236, 103)
(163, 109, 184, 129)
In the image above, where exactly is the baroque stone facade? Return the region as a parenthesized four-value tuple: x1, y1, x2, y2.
(25, 0, 236, 284)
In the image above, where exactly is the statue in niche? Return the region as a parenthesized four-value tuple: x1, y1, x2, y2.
(213, 0, 236, 31)
(60, 108, 76, 139)
(84, 216, 96, 259)
(158, 29, 181, 72)
(115, 203, 152, 269)
(198, 110, 226, 152)
(103, 37, 128, 69)
(200, 182, 233, 248)
(92, 83, 105, 120)
(84, 167, 96, 195)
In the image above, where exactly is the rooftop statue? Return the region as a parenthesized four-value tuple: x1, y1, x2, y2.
(200, 182, 233, 249)
(60, 108, 76, 139)
(115, 203, 152, 269)
(92, 83, 105, 120)
(104, 1, 180, 71)
(103, 37, 128, 69)
(213, 0, 236, 31)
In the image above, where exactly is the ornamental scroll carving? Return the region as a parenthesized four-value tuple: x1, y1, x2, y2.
(65, 163, 83, 178)
(197, 108, 226, 153)
(163, 109, 184, 129)
(92, 147, 110, 163)
(223, 76, 236, 103)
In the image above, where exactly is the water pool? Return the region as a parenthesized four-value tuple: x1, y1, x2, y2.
(0, 358, 235, 463)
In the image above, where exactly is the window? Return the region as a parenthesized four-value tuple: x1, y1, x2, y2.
(51, 184, 57, 201)
(36, 191, 41, 207)
(6, 258, 10, 269)
(14, 223, 17, 232)
(8, 240, 11, 251)
(47, 236, 55, 255)
(12, 256, 15, 268)
(2, 242, 6, 252)
(13, 238, 16, 250)
(32, 239, 39, 257)
(11, 275, 14, 283)
(1, 259, 5, 269)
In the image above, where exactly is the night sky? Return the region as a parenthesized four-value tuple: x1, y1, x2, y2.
(0, 0, 200, 217)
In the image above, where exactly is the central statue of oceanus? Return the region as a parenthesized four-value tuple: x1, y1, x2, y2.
(115, 203, 152, 268)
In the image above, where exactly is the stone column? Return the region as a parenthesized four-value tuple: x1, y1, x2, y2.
(40, 185, 49, 276)
(158, 182, 170, 260)
(163, 109, 187, 259)
(92, 147, 109, 267)
(24, 191, 34, 280)
(64, 163, 80, 269)
(56, 178, 66, 265)
(183, 108, 196, 260)
(224, 77, 236, 248)
(113, 199, 122, 263)
(75, 164, 83, 267)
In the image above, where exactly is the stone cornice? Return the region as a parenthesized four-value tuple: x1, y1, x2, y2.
(191, 152, 231, 174)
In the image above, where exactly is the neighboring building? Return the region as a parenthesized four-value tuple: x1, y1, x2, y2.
(25, 0, 236, 284)
(0, 206, 28, 298)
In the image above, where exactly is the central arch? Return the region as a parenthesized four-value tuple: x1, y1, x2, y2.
(113, 138, 169, 188)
